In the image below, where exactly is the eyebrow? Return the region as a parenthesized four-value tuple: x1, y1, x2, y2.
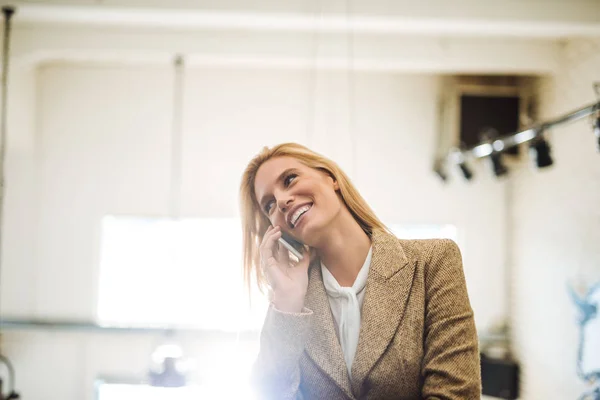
(258, 168, 298, 210)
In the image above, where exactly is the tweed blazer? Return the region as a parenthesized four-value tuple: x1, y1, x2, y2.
(252, 229, 482, 399)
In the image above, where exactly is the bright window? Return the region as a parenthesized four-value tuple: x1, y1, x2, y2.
(97, 216, 268, 331)
(97, 217, 457, 330)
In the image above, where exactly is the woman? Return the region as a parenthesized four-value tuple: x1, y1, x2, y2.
(240, 142, 481, 400)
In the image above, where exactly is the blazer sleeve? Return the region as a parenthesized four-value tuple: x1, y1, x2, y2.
(250, 304, 313, 400)
(421, 239, 482, 400)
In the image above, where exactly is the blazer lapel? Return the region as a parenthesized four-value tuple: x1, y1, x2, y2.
(304, 263, 355, 399)
(350, 230, 415, 396)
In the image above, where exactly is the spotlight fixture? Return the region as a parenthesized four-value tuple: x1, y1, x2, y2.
(479, 128, 508, 177)
(592, 83, 600, 152)
(458, 161, 473, 180)
(451, 147, 473, 181)
(594, 112, 600, 152)
(489, 152, 508, 177)
(529, 136, 553, 168)
(433, 159, 448, 182)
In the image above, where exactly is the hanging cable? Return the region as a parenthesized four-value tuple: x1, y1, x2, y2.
(169, 55, 184, 220)
(147, 54, 188, 389)
(306, 1, 323, 148)
(345, 0, 357, 181)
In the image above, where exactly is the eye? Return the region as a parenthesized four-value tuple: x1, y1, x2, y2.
(284, 173, 297, 187)
(263, 173, 297, 215)
(264, 200, 275, 214)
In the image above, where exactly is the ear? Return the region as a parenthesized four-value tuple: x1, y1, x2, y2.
(319, 168, 339, 191)
(328, 175, 339, 191)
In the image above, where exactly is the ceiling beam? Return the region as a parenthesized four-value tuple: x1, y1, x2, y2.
(7, 0, 600, 38)
(10, 26, 562, 74)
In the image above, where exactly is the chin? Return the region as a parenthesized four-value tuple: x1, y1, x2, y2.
(296, 222, 324, 247)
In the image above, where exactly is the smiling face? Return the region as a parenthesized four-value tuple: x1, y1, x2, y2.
(254, 156, 342, 246)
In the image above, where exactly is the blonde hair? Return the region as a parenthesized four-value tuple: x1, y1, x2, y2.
(239, 142, 388, 292)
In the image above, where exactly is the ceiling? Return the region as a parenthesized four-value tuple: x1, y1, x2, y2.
(3, 0, 600, 72)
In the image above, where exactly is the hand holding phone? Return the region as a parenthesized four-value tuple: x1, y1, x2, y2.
(259, 225, 311, 313)
(278, 233, 304, 261)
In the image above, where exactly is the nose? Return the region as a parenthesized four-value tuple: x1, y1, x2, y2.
(277, 195, 293, 213)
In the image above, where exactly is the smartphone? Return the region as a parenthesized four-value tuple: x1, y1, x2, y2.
(278, 231, 304, 261)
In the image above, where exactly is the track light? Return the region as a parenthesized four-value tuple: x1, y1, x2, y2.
(594, 82, 600, 151)
(451, 147, 473, 181)
(488, 152, 508, 177)
(439, 99, 598, 184)
(529, 136, 553, 168)
(594, 113, 600, 152)
(434, 168, 448, 182)
(433, 160, 448, 181)
(448, 147, 473, 181)
(458, 161, 473, 180)
(479, 129, 508, 178)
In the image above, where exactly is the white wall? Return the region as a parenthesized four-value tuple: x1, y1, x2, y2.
(2, 65, 38, 317)
(510, 38, 600, 399)
(0, 64, 508, 399)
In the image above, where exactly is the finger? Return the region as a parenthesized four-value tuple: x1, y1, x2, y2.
(264, 225, 272, 237)
(260, 228, 282, 261)
(260, 225, 280, 249)
(259, 225, 276, 247)
(259, 227, 277, 271)
(264, 227, 281, 250)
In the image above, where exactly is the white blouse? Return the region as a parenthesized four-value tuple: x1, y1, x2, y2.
(320, 246, 373, 377)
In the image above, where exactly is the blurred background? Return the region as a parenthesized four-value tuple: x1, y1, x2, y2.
(0, 1, 598, 399)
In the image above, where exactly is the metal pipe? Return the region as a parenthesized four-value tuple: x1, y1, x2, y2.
(0, 8, 20, 400)
(0, 5, 16, 340)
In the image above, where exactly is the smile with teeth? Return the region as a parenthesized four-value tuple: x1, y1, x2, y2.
(289, 204, 312, 228)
